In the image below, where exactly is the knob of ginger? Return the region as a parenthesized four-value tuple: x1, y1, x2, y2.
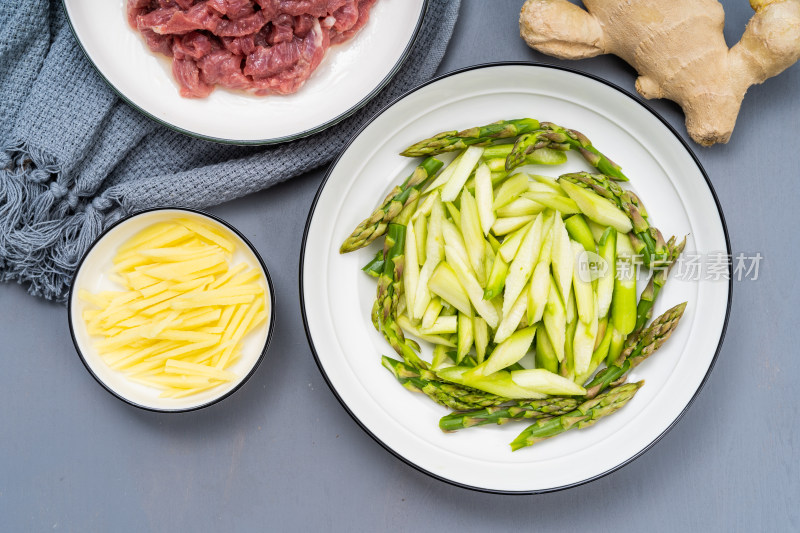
(520, 0, 800, 146)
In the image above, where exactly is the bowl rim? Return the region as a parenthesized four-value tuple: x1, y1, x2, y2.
(298, 61, 733, 494)
(68, 206, 277, 413)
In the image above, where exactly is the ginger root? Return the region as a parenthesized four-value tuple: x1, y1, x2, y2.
(520, 0, 800, 146)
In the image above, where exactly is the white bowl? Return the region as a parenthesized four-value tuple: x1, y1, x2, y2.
(69, 208, 275, 412)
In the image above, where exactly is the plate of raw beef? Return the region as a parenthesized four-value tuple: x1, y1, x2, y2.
(63, 0, 427, 144)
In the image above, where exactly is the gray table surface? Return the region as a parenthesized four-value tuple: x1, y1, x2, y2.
(2, 1, 798, 531)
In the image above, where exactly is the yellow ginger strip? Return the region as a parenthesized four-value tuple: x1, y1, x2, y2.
(136, 252, 226, 281)
(113, 255, 152, 274)
(161, 277, 209, 295)
(146, 310, 183, 338)
(132, 375, 215, 389)
(123, 359, 166, 375)
(176, 308, 222, 330)
(78, 289, 112, 308)
(244, 309, 269, 336)
(116, 222, 181, 255)
(138, 280, 171, 299)
(165, 359, 237, 381)
(94, 291, 140, 322)
(216, 297, 264, 369)
(86, 324, 108, 336)
(187, 262, 229, 280)
(174, 306, 216, 320)
(154, 330, 220, 343)
(114, 314, 154, 329)
(212, 305, 247, 365)
(208, 263, 247, 289)
(127, 289, 182, 312)
(97, 346, 139, 365)
(171, 275, 215, 292)
(108, 341, 181, 370)
(178, 285, 262, 301)
(223, 350, 242, 370)
(145, 262, 228, 286)
(136, 246, 220, 260)
(124, 271, 161, 291)
(115, 225, 194, 262)
(139, 298, 181, 317)
(138, 341, 218, 366)
(222, 268, 262, 288)
(171, 294, 255, 310)
(216, 305, 237, 329)
(223, 304, 248, 341)
(160, 382, 222, 398)
(95, 324, 160, 352)
(176, 218, 235, 253)
(111, 307, 177, 329)
(197, 326, 224, 334)
(108, 274, 127, 287)
(83, 308, 102, 324)
(124, 280, 210, 317)
(98, 305, 150, 330)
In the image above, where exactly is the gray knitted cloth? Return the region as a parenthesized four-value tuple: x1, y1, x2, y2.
(0, 0, 460, 302)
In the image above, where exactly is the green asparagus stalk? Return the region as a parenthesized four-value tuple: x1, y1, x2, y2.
(340, 157, 443, 253)
(634, 236, 687, 333)
(506, 123, 628, 181)
(585, 302, 687, 398)
(607, 231, 637, 365)
(382, 356, 508, 410)
(535, 325, 559, 373)
(561, 313, 578, 381)
(616, 301, 688, 367)
(564, 214, 596, 253)
(575, 318, 613, 384)
(541, 122, 628, 180)
(400, 119, 541, 157)
(504, 131, 563, 172)
(362, 249, 385, 278)
(509, 381, 644, 451)
(596, 227, 616, 319)
(559, 172, 666, 266)
(481, 144, 515, 160)
(373, 223, 427, 369)
(439, 397, 580, 432)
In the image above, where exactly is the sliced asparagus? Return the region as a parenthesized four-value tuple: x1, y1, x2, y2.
(382, 356, 507, 410)
(341, 157, 443, 253)
(401, 119, 541, 157)
(559, 172, 666, 266)
(585, 302, 687, 398)
(510, 381, 643, 451)
(506, 123, 628, 181)
(439, 397, 580, 431)
(634, 236, 687, 333)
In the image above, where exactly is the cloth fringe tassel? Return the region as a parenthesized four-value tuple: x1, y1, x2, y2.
(0, 140, 123, 302)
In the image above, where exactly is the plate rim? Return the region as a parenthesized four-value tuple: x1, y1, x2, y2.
(299, 61, 733, 494)
(60, 0, 430, 146)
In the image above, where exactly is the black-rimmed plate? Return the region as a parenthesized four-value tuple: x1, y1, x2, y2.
(300, 63, 730, 493)
(62, 0, 427, 144)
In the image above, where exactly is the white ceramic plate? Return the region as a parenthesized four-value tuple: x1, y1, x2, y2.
(301, 64, 731, 493)
(62, 0, 427, 144)
(69, 208, 275, 412)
